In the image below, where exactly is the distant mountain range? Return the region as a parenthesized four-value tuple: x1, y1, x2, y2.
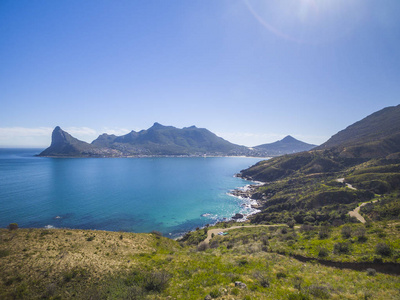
(38, 123, 315, 157)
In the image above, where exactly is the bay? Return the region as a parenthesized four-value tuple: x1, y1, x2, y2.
(0, 149, 263, 238)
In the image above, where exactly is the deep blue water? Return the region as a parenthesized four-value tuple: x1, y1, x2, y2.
(0, 149, 263, 238)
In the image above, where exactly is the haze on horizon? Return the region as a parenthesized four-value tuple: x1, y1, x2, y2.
(1, 0, 399, 148)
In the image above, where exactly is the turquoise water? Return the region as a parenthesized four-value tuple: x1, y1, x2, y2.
(0, 149, 262, 238)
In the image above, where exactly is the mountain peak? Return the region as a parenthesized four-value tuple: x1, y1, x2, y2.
(281, 135, 296, 142)
(151, 122, 164, 129)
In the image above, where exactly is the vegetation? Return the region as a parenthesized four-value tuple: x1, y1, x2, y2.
(1, 223, 399, 299)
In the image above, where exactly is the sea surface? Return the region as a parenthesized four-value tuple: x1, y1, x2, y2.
(0, 149, 264, 238)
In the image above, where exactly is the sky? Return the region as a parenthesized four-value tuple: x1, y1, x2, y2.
(1, 0, 400, 148)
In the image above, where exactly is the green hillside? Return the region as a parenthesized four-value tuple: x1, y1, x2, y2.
(1, 225, 399, 299)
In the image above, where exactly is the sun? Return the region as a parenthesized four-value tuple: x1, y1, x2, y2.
(244, 0, 365, 44)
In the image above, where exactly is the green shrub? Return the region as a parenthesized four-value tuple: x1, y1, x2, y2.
(318, 247, 329, 258)
(197, 242, 210, 252)
(0, 249, 10, 258)
(209, 288, 221, 298)
(8, 223, 18, 230)
(341, 225, 352, 239)
(253, 271, 270, 288)
(308, 284, 330, 299)
(366, 268, 376, 276)
(318, 226, 330, 239)
(334, 242, 351, 254)
(144, 271, 170, 292)
(375, 243, 392, 256)
(276, 272, 287, 279)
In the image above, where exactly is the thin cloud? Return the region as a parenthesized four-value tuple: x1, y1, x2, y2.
(0, 127, 53, 137)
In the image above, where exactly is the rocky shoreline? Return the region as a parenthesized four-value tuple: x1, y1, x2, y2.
(226, 177, 266, 221)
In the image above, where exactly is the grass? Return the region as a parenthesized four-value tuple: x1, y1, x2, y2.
(1, 226, 400, 299)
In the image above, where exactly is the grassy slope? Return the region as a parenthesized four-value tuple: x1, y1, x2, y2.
(1, 225, 400, 300)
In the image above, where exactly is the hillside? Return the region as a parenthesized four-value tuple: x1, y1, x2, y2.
(239, 105, 400, 226)
(1, 224, 399, 299)
(253, 135, 316, 156)
(316, 104, 400, 159)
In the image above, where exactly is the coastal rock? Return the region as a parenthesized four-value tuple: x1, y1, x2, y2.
(232, 213, 244, 220)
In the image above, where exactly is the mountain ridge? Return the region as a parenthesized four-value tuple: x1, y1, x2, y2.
(38, 124, 315, 157)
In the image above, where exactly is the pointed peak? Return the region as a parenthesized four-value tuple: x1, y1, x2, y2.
(150, 122, 165, 129)
(281, 135, 296, 142)
(54, 126, 62, 131)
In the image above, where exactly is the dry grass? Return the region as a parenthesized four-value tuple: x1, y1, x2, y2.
(0, 228, 154, 298)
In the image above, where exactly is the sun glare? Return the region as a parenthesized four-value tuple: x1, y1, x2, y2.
(244, 0, 365, 44)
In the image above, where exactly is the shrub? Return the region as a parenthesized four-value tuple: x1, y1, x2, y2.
(253, 271, 270, 288)
(7, 223, 18, 230)
(0, 249, 10, 258)
(293, 276, 303, 290)
(308, 284, 330, 299)
(126, 285, 144, 300)
(210, 240, 219, 249)
(276, 272, 287, 279)
(333, 242, 350, 254)
(355, 226, 367, 242)
(318, 226, 330, 239)
(366, 268, 376, 276)
(151, 230, 163, 237)
(341, 225, 352, 239)
(209, 288, 221, 298)
(86, 236, 95, 241)
(238, 258, 248, 266)
(287, 220, 295, 228)
(375, 242, 392, 257)
(197, 242, 210, 252)
(281, 227, 288, 234)
(318, 247, 329, 258)
(144, 271, 170, 292)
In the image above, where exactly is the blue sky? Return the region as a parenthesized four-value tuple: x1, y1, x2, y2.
(1, 0, 400, 147)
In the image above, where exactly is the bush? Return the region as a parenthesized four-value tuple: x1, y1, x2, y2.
(0, 249, 10, 258)
(318, 247, 329, 258)
(209, 288, 221, 298)
(341, 225, 352, 239)
(151, 230, 163, 237)
(366, 268, 376, 276)
(197, 242, 210, 252)
(287, 220, 295, 228)
(144, 271, 170, 292)
(253, 271, 270, 288)
(318, 226, 330, 239)
(308, 284, 330, 299)
(276, 272, 287, 279)
(333, 242, 350, 254)
(375, 242, 392, 256)
(210, 240, 219, 249)
(7, 223, 18, 230)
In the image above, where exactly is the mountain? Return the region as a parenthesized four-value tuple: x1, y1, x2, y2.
(253, 135, 316, 156)
(38, 127, 120, 157)
(39, 123, 252, 157)
(238, 105, 400, 226)
(316, 104, 400, 158)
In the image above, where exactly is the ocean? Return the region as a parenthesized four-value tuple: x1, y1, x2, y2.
(0, 149, 263, 238)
